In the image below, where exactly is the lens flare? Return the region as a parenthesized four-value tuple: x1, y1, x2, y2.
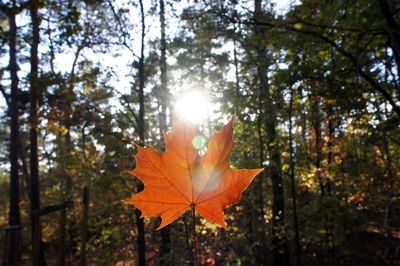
(192, 135, 207, 150)
(193, 167, 222, 194)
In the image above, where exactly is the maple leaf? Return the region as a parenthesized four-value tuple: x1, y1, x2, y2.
(124, 118, 263, 229)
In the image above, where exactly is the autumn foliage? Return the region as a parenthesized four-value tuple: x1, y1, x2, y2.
(125, 119, 263, 229)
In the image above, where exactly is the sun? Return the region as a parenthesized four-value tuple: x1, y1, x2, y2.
(175, 90, 210, 123)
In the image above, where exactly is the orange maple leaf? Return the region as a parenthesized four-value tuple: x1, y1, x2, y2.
(124, 118, 263, 229)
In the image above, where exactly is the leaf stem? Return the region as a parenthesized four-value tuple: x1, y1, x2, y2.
(192, 206, 199, 266)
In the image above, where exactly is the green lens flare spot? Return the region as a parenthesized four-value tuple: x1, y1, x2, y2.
(192, 136, 207, 150)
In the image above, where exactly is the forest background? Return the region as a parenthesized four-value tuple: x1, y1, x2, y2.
(1, 0, 400, 265)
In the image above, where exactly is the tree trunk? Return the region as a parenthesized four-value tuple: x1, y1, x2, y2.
(79, 187, 89, 266)
(253, 1, 290, 265)
(64, 45, 82, 197)
(232, 27, 243, 121)
(312, 97, 334, 260)
(58, 208, 66, 266)
(254, 92, 267, 266)
(289, 87, 302, 266)
(136, 1, 146, 265)
(159, 0, 168, 133)
(7, 2, 21, 264)
(158, 0, 172, 264)
(312, 98, 325, 196)
(62, 42, 83, 264)
(29, 1, 46, 265)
